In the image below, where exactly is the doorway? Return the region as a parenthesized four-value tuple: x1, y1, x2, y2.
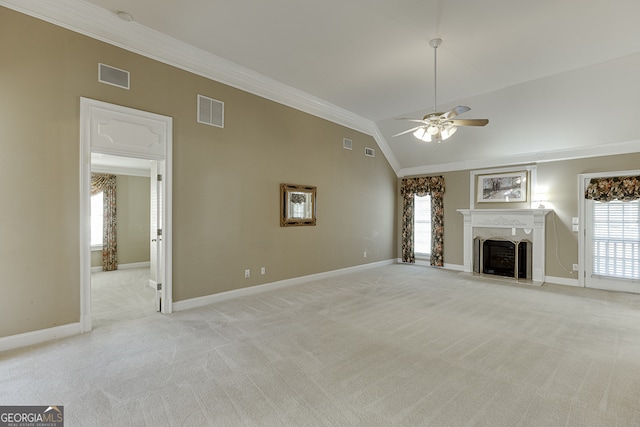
(80, 98, 173, 332)
(579, 170, 640, 293)
(90, 155, 157, 327)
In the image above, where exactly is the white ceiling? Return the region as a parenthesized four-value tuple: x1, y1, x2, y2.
(91, 153, 151, 177)
(82, 0, 640, 120)
(8, 0, 640, 173)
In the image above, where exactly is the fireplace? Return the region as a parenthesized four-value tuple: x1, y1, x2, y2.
(473, 238, 531, 280)
(458, 209, 551, 285)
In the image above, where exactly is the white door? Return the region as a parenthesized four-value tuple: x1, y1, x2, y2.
(584, 193, 640, 293)
(150, 160, 164, 311)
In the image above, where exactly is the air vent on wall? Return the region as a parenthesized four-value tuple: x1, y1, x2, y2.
(343, 138, 353, 150)
(98, 63, 130, 89)
(197, 95, 224, 128)
(365, 147, 376, 157)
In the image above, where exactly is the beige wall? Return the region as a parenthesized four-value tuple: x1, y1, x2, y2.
(91, 175, 151, 268)
(0, 8, 397, 338)
(401, 153, 640, 279)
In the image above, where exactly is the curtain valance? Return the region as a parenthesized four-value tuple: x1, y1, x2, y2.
(585, 175, 640, 202)
(400, 176, 445, 197)
(91, 173, 116, 196)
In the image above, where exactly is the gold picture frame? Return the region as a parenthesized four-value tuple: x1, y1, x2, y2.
(280, 183, 317, 226)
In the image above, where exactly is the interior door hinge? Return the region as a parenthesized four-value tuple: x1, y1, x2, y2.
(157, 229, 162, 236)
(157, 283, 162, 290)
(157, 174, 162, 181)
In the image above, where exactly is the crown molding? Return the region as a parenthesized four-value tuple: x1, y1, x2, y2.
(1, 0, 400, 175)
(398, 139, 640, 177)
(368, 124, 402, 173)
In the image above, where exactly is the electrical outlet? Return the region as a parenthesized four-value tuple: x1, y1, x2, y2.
(363, 251, 367, 258)
(261, 267, 266, 275)
(572, 264, 579, 271)
(244, 269, 250, 278)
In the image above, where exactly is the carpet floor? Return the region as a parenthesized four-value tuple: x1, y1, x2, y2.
(91, 268, 158, 329)
(2, 264, 640, 426)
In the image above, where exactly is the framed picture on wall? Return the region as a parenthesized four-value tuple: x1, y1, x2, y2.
(477, 171, 527, 203)
(280, 183, 317, 226)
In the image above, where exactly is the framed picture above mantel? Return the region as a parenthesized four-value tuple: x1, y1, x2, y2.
(477, 171, 527, 203)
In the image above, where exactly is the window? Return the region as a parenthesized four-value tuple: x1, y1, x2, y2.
(592, 200, 640, 280)
(414, 194, 432, 255)
(90, 192, 103, 248)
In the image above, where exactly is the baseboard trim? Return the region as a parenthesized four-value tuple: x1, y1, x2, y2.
(91, 261, 151, 273)
(395, 258, 465, 272)
(545, 275, 581, 287)
(120, 261, 151, 270)
(173, 259, 395, 312)
(0, 323, 82, 353)
(443, 263, 464, 271)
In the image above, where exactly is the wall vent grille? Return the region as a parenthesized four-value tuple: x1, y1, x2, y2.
(343, 138, 353, 150)
(197, 95, 224, 128)
(98, 63, 130, 89)
(365, 147, 376, 157)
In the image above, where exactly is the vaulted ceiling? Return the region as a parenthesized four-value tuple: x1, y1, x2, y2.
(6, 0, 640, 175)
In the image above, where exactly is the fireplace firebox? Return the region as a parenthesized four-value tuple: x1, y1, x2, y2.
(473, 238, 532, 280)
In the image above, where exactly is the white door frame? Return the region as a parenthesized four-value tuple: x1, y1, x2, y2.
(79, 97, 173, 332)
(578, 169, 640, 290)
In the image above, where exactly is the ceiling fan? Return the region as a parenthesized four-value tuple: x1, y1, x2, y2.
(394, 38, 488, 143)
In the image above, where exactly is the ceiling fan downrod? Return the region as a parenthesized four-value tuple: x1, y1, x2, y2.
(429, 38, 442, 113)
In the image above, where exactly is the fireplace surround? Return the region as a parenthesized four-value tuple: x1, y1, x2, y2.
(458, 209, 552, 284)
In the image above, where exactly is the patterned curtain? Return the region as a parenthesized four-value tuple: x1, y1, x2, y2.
(400, 176, 445, 266)
(91, 174, 118, 271)
(585, 175, 640, 202)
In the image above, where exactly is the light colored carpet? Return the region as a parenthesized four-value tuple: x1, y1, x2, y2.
(91, 268, 158, 328)
(3, 264, 640, 426)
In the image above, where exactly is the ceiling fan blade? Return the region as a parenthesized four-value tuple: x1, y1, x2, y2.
(442, 106, 470, 120)
(449, 119, 489, 126)
(392, 125, 424, 137)
(395, 118, 428, 124)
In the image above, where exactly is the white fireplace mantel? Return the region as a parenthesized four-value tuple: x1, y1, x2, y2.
(457, 209, 552, 284)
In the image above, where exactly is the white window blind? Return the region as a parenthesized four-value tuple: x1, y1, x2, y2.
(90, 192, 103, 248)
(414, 195, 431, 255)
(592, 200, 640, 280)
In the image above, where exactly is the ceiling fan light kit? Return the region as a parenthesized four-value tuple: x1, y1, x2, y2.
(394, 38, 488, 143)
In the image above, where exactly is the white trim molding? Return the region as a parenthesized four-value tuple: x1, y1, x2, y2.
(407, 259, 465, 272)
(173, 260, 395, 312)
(0, 323, 81, 353)
(398, 139, 640, 177)
(545, 276, 580, 287)
(80, 97, 174, 333)
(91, 261, 150, 273)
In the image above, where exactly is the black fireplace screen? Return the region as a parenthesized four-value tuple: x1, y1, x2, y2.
(474, 239, 531, 279)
